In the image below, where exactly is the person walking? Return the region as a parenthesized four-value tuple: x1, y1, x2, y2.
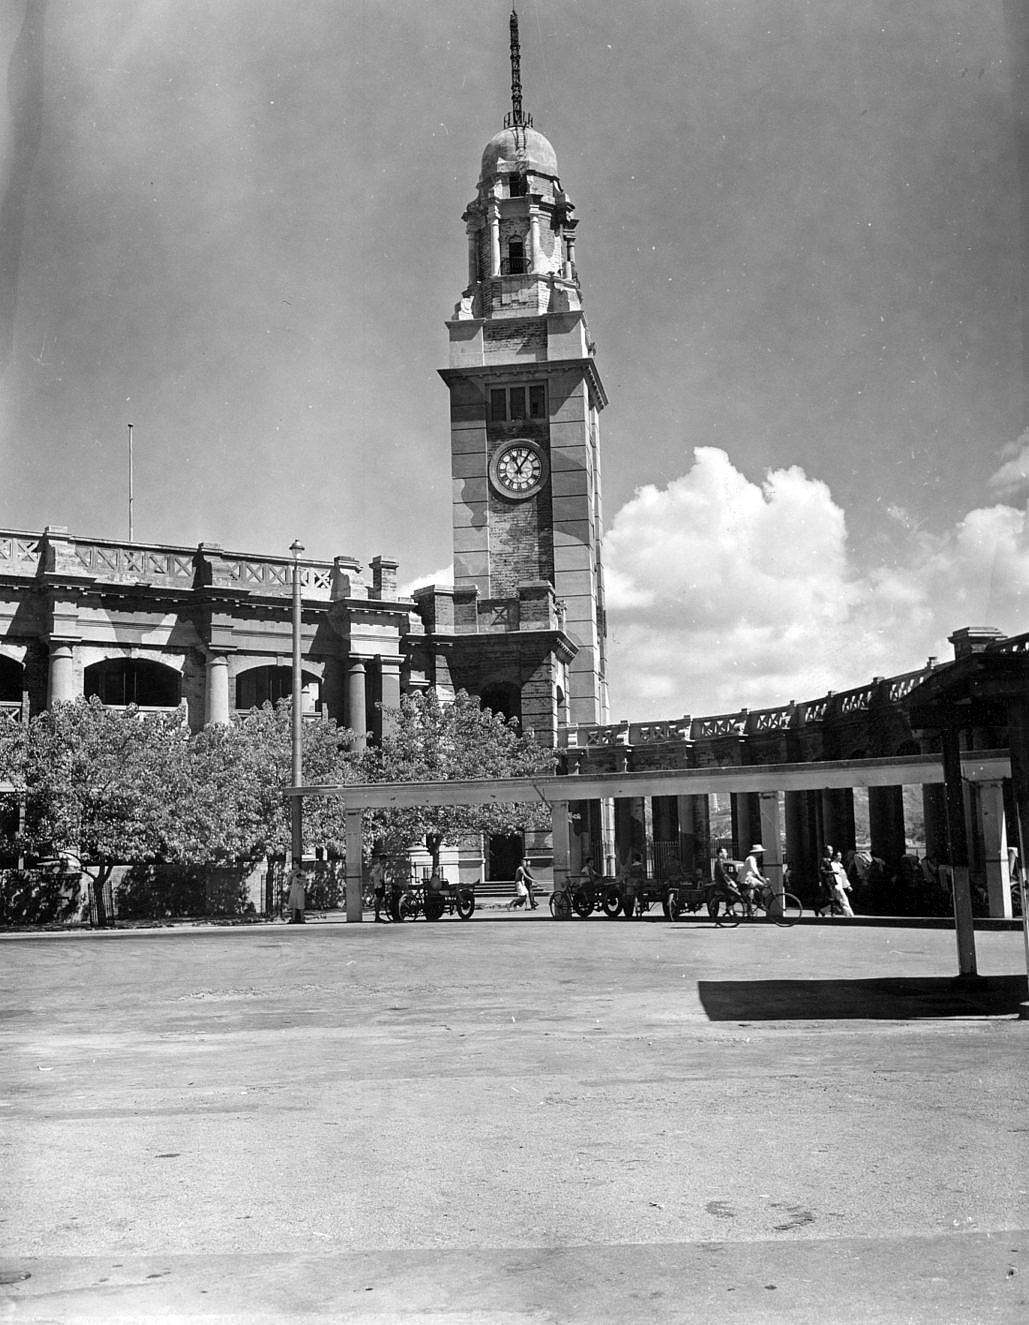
(370, 855, 389, 923)
(815, 845, 837, 917)
(830, 849, 855, 917)
(515, 857, 539, 909)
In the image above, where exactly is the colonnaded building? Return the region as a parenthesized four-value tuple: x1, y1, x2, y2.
(1, 15, 1024, 914)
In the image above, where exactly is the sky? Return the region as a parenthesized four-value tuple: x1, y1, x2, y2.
(1, 0, 1027, 719)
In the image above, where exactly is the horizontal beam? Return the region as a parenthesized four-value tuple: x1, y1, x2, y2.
(290, 750, 1012, 811)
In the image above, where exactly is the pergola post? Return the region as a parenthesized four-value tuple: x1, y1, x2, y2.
(345, 809, 364, 923)
(551, 801, 571, 890)
(941, 727, 977, 978)
(759, 791, 784, 916)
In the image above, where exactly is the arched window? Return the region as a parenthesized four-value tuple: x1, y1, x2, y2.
(507, 236, 525, 275)
(0, 655, 24, 704)
(84, 659, 181, 708)
(235, 665, 320, 713)
(478, 681, 522, 726)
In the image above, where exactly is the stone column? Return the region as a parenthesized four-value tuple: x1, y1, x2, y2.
(868, 786, 906, 873)
(785, 789, 820, 896)
(467, 226, 479, 285)
(529, 212, 542, 272)
(977, 780, 1012, 918)
(47, 643, 77, 705)
(347, 660, 368, 752)
(378, 655, 402, 743)
(820, 788, 856, 855)
(922, 783, 948, 861)
(731, 791, 760, 858)
(650, 796, 677, 876)
(676, 794, 709, 876)
(489, 203, 501, 276)
(205, 655, 230, 725)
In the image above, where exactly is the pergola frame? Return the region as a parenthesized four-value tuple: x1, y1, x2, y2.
(289, 750, 1012, 977)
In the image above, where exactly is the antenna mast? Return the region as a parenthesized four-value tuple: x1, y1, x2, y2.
(504, 9, 533, 129)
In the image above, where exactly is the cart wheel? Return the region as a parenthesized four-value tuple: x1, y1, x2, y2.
(571, 889, 592, 919)
(775, 893, 803, 927)
(550, 891, 572, 920)
(456, 889, 475, 920)
(423, 892, 445, 922)
(601, 886, 622, 918)
(713, 898, 743, 927)
(665, 891, 681, 920)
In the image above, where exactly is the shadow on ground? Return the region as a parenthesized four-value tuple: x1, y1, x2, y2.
(697, 975, 1028, 1020)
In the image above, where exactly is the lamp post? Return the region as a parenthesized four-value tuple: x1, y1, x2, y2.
(290, 540, 304, 875)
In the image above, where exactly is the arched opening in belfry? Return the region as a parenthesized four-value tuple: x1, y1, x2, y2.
(84, 658, 181, 708)
(0, 655, 24, 704)
(478, 681, 522, 726)
(507, 235, 525, 275)
(235, 665, 321, 713)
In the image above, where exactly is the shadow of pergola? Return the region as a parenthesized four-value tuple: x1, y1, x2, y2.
(697, 975, 1028, 1021)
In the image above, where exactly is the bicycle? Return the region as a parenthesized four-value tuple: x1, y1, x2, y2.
(708, 880, 803, 927)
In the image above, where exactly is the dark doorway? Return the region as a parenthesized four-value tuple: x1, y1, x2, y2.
(488, 833, 523, 881)
(0, 654, 24, 703)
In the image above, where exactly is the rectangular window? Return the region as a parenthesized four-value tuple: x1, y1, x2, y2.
(491, 383, 546, 423)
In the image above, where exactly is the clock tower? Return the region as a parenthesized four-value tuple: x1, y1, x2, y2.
(437, 10, 609, 739)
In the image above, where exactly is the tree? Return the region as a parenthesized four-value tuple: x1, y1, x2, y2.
(0, 698, 362, 926)
(9, 699, 190, 925)
(363, 689, 556, 874)
(173, 702, 361, 865)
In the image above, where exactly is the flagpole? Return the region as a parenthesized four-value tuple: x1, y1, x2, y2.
(127, 423, 134, 541)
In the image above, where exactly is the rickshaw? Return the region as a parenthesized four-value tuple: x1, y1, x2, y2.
(396, 871, 476, 921)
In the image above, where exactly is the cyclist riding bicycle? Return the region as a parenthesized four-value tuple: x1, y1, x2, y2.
(736, 844, 768, 908)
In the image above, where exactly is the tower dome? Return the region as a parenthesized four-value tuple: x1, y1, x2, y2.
(480, 124, 559, 184)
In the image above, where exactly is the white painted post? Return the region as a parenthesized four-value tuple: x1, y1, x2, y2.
(978, 780, 1012, 918)
(345, 809, 364, 923)
(759, 791, 784, 916)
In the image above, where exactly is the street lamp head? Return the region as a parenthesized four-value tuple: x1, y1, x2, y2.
(290, 539, 305, 558)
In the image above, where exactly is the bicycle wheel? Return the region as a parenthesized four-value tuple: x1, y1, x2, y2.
(571, 889, 592, 919)
(665, 890, 681, 921)
(776, 893, 803, 927)
(423, 892, 445, 922)
(398, 893, 419, 921)
(550, 891, 572, 920)
(601, 886, 622, 918)
(456, 889, 475, 920)
(712, 897, 743, 927)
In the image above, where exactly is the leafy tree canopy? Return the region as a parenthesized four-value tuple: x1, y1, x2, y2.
(362, 689, 555, 871)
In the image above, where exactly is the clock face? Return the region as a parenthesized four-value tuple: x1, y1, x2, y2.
(491, 441, 547, 498)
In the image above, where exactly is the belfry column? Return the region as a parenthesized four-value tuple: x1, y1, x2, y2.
(488, 199, 501, 276)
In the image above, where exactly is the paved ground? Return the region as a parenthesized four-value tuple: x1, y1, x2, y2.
(1, 913, 1027, 1323)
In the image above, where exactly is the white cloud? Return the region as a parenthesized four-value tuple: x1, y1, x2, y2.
(988, 431, 1029, 499)
(399, 564, 453, 598)
(603, 447, 1029, 718)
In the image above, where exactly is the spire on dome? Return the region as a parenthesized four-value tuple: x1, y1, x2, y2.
(504, 9, 533, 129)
